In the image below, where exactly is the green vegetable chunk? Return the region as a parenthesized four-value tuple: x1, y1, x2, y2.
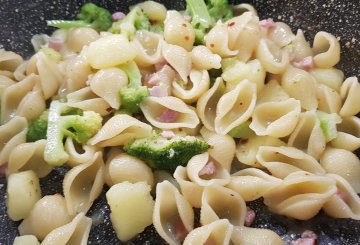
(124, 135, 210, 172)
(47, 3, 112, 31)
(44, 101, 102, 166)
(26, 110, 48, 142)
(119, 61, 149, 114)
(316, 111, 342, 142)
(228, 121, 254, 138)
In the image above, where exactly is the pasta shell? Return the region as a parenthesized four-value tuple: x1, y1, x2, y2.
(0, 75, 16, 99)
(134, 30, 164, 67)
(67, 27, 99, 53)
(309, 67, 344, 92)
(65, 137, 98, 168)
(227, 168, 282, 201)
(0, 116, 27, 166)
(268, 22, 295, 48)
(291, 29, 313, 62)
(191, 45, 221, 70)
(226, 12, 254, 49)
(16, 88, 46, 122)
(313, 31, 340, 68)
(88, 114, 152, 147)
(256, 38, 289, 74)
(200, 184, 246, 226)
(8, 140, 52, 178)
(232, 4, 258, 17)
(231, 226, 284, 245)
(13, 235, 40, 245)
(162, 42, 191, 82)
(42, 212, 92, 245)
(215, 80, 257, 135)
(257, 79, 289, 104)
(330, 116, 360, 151)
(249, 98, 301, 137)
(153, 181, 194, 245)
(183, 219, 233, 245)
(205, 21, 238, 57)
(63, 152, 105, 215)
(339, 77, 360, 117)
(263, 171, 337, 220)
(172, 69, 210, 103)
(187, 152, 231, 187)
(137, 1, 167, 22)
(140, 96, 199, 129)
(0, 49, 23, 71)
(257, 146, 326, 179)
(197, 77, 226, 132)
(316, 83, 342, 113)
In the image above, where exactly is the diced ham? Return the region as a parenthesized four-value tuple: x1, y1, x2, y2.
(161, 130, 175, 139)
(291, 230, 317, 245)
(48, 38, 63, 51)
(244, 207, 256, 227)
(173, 218, 188, 242)
(292, 56, 314, 70)
(156, 109, 179, 123)
(149, 85, 169, 97)
(260, 18, 276, 28)
(336, 189, 348, 203)
(112, 12, 126, 21)
(199, 161, 217, 176)
(154, 58, 168, 71)
(0, 164, 7, 177)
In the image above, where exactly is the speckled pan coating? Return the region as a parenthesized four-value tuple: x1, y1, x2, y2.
(0, 0, 359, 244)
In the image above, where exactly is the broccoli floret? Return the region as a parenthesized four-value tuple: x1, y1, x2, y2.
(47, 3, 112, 32)
(119, 61, 149, 114)
(317, 111, 342, 142)
(110, 6, 151, 39)
(26, 110, 48, 142)
(44, 101, 102, 166)
(228, 121, 254, 138)
(186, 0, 233, 44)
(124, 134, 210, 172)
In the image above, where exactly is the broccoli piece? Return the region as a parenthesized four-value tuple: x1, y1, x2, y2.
(124, 134, 210, 172)
(44, 101, 102, 166)
(110, 6, 151, 39)
(186, 0, 233, 44)
(26, 110, 48, 142)
(119, 61, 149, 114)
(228, 121, 254, 138)
(317, 111, 342, 142)
(47, 3, 112, 32)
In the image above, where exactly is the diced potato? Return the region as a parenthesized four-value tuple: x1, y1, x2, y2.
(7, 170, 41, 221)
(13, 235, 40, 245)
(86, 34, 137, 69)
(106, 181, 155, 241)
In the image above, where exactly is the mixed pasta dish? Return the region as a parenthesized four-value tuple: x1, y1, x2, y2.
(1, 0, 360, 244)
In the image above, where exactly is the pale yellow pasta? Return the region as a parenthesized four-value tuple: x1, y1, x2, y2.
(288, 110, 326, 159)
(137, 0, 167, 22)
(104, 152, 154, 187)
(13, 61, 28, 81)
(236, 135, 286, 167)
(173, 166, 204, 208)
(0, 49, 23, 71)
(215, 80, 257, 135)
(249, 98, 301, 137)
(89, 114, 152, 146)
(67, 27, 99, 53)
(205, 21, 238, 57)
(8, 140, 52, 178)
(227, 168, 282, 201)
(89, 68, 128, 109)
(267, 22, 295, 47)
(281, 66, 318, 110)
(7, 170, 41, 221)
(0, 116, 27, 166)
(13, 235, 40, 245)
(257, 146, 326, 179)
(197, 77, 226, 131)
(153, 180, 194, 245)
(323, 174, 360, 219)
(42, 212, 92, 245)
(15, 88, 46, 122)
(133, 30, 164, 67)
(257, 79, 289, 104)
(164, 11, 195, 51)
(263, 171, 337, 220)
(330, 116, 360, 151)
(183, 219, 233, 245)
(312, 31, 340, 68)
(320, 147, 360, 193)
(187, 152, 231, 186)
(256, 38, 289, 74)
(153, 170, 179, 192)
(309, 67, 344, 91)
(191, 45, 221, 70)
(0, 75, 15, 98)
(339, 76, 360, 117)
(140, 96, 199, 129)
(19, 194, 72, 241)
(66, 87, 112, 116)
(232, 3, 258, 16)
(200, 127, 235, 172)
(226, 12, 254, 50)
(63, 152, 105, 215)
(106, 182, 154, 242)
(86, 34, 137, 69)
(316, 83, 342, 113)
(200, 184, 246, 226)
(65, 137, 98, 168)
(172, 69, 209, 103)
(291, 29, 313, 62)
(231, 226, 284, 245)
(162, 42, 191, 82)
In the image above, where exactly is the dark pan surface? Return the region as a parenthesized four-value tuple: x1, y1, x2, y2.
(0, 1, 360, 244)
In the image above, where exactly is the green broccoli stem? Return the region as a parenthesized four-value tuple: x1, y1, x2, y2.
(119, 61, 142, 88)
(47, 20, 93, 29)
(186, 0, 213, 29)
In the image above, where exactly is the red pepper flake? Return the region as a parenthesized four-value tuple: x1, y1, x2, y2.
(182, 23, 187, 27)
(228, 22, 235, 27)
(240, 138, 248, 144)
(239, 102, 243, 106)
(210, 43, 215, 48)
(106, 107, 113, 112)
(184, 35, 190, 40)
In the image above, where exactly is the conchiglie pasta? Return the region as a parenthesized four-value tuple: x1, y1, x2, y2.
(140, 96, 199, 129)
(256, 38, 289, 74)
(64, 137, 98, 167)
(0, 49, 23, 71)
(67, 27, 99, 53)
(309, 67, 344, 91)
(231, 226, 284, 245)
(0, 75, 16, 98)
(312, 31, 340, 68)
(191, 45, 221, 70)
(205, 21, 238, 57)
(316, 83, 342, 113)
(15, 88, 46, 122)
(291, 29, 313, 62)
(13, 235, 40, 245)
(232, 3, 258, 16)
(162, 42, 191, 82)
(133, 30, 164, 67)
(226, 12, 254, 50)
(63, 152, 105, 215)
(267, 22, 295, 48)
(137, 1, 167, 22)
(330, 116, 360, 151)
(257, 79, 289, 104)
(339, 76, 360, 117)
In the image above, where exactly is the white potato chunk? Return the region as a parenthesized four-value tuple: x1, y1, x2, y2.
(13, 235, 40, 245)
(7, 170, 41, 221)
(106, 181, 155, 241)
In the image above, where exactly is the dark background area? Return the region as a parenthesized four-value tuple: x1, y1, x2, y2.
(0, 0, 360, 244)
